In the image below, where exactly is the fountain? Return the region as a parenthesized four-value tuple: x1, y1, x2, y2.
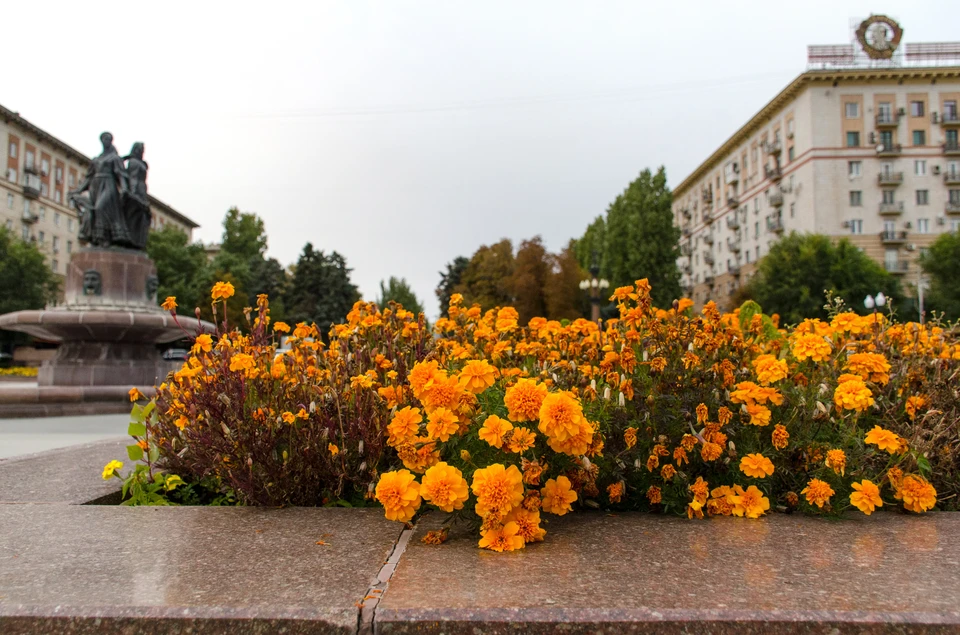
(0, 133, 213, 416)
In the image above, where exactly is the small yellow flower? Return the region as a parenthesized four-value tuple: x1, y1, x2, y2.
(273, 321, 291, 333)
(161, 296, 177, 311)
(211, 281, 235, 301)
(164, 474, 185, 491)
(102, 460, 123, 480)
(802, 478, 835, 509)
(376, 470, 422, 522)
(420, 462, 470, 512)
(192, 334, 213, 354)
(128, 387, 144, 402)
(328, 443, 339, 456)
(825, 449, 846, 476)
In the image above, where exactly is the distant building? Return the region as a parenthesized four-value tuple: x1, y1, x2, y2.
(1, 103, 199, 278)
(203, 242, 222, 262)
(674, 16, 960, 310)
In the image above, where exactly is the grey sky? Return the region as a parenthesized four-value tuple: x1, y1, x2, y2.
(5, 1, 959, 318)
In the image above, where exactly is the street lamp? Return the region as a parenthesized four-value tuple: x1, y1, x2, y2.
(579, 253, 609, 323)
(863, 293, 886, 310)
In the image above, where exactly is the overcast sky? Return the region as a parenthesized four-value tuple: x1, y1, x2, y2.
(5, 1, 959, 317)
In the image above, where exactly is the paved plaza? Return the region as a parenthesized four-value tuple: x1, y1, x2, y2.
(0, 413, 129, 459)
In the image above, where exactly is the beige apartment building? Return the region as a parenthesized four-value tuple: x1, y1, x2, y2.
(1, 103, 198, 279)
(674, 21, 960, 311)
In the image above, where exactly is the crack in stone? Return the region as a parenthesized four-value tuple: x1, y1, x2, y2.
(358, 521, 415, 635)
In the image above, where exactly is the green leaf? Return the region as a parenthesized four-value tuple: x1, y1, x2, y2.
(918, 455, 932, 476)
(126, 444, 144, 461)
(128, 422, 147, 438)
(130, 403, 143, 421)
(148, 446, 160, 464)
(142, 401, 156, 419)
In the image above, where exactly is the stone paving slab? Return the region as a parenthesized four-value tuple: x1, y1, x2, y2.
(0, 437, 129, 503)
(376, 512, 960, 634)
(0, 506, 401, 634)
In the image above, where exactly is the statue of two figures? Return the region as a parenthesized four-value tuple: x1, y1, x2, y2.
(69, 132, 151, 250)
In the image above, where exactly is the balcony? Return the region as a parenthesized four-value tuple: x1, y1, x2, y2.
(876, 144, 902, 157)
(703, 210, 714, 224)
(943, 141, 960, 156)
(726, 215, 740, 230)
(702, 191, 713, 204)
(726, 195, 739, 208)
(22, 166, 41, 200)
(875, 113, 900, 128)
(727, 237, 741, 252)
(704, 274, 715, 286)
(880, 230, 908, 244)
(885, 260, 910, 274)
(682, 227, 692, 237)
(764, 139, 782, 155)
(681, 262, 692, 274)
(681, 207, 692, 221)
(765, 165, 782, 182)
(704, 253, 715, 266)
(878, 172, 903, 186)
(729, 263, 741, 276)
(21, 208, 39, 223)
(946, 202, 960, 214)
(940, 111, 960, 126)
(879, 201, 904, 215)
(680, 243, 692, 257)
(767, 216, 785, 233)
(944, 171, 960, 185)
(769, 192, 784, 207)
(725, 170, 739, 185)
(703, 233, 714, 245)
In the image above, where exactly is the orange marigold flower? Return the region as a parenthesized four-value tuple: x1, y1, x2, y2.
(507, 427, 536, 453)
(504, 378, 549, 422)
(387, 407, 422, 446)
(211, 281, 235, 301)
(607, 481, 624, 503)
(834, 376, 874, 412)
(478, 415, 514, 449)
(375, 470, 422, 522)
(646, 485, 662, 504)
(408, 360, 442, 400)
(273, 321, 291, 333)
(478, 521, 525, 552)
(745, 403, 772, 427)
(350, 373, 375, 389)
(459, 359, 498, 394)
(695, 403, 708, 423)
(192, 334, 213, 354)
(472, 464, 525, 519)
(791, 333, 832, 362)
(624, 426, 638, 449)
(161, 296, 177, 311)
(420, 462, 470, 512)
(729, 485, 770, 519)
(850, 479, 883, 515)
(717, 406, 733, 426)
(802, 478, 835, 509)
(421, 528, 448, 545)
(845, 352, 891, 386)
(771, 424, 789, 450)
(700, 441, 723, 462)
(649, 357, 667, 373)
(864, 425, 901, 454)
(538, 391, 588, 442)
(896, 475, 937, 513)
(229, 353, 255, 372)
(541, 475, 578, 516)
(673, 446, 689, 466)
(753, 354, 788, 385)
(425, 407, 459, 442)
(689, 476, 710, 505)
(825, 449, 846, 476)
(506, 507, 546, 543)
(521, 458, 544, 485)
(328, 443, 339, 456)
(739, 453, 775, 479)
(680, 434, 698, 451)
(128, 387, 144, 402)
(905, 395, 927, 421)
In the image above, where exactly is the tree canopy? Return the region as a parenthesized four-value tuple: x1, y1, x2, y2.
(284, 243, 360, 332)
(920, 231, 960, 321)
(743, 233, 902, 324)
(377, 277, 425, 316)
(436, 256, 469, 317)
(0, 227, 59, 315)
(146, 225, 209, 313)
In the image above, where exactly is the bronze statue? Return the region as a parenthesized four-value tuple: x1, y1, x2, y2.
(123, 142, 150, 250)
(70, 132, 131, 248)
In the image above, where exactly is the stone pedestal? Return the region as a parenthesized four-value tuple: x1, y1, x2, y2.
(0, 248, 214, 395)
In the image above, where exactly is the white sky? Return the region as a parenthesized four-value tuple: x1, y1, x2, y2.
(4, 1, 959, 318)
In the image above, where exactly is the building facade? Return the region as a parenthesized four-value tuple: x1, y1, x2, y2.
(673, 24, 960, 312)
(1, 103, 198, 279)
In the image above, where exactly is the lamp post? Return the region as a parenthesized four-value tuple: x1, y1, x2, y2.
(864, 292, 886, 333)
(579, 255, 609, 323)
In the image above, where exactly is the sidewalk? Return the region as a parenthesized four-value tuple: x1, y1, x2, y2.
(0, 413, 129, 459)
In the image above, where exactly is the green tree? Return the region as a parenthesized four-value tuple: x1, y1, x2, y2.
(250, 257, 290, 322)
(0, 227, 59, 315)
(377, 277, 425, 315)
(920, 231, 960, 320)
(455, 239, 515, 311)
(436, 256, 469, 316)
(510, 237, 549, 323)
(545, 240, 587, 320)
(743, 233, 902, 324)
(594, 167, 681, 307)
(283, 243, 360, 333)
(146, 225, 209, 312)
(221, 207, 267, 263)
(575, 215, 606, 271)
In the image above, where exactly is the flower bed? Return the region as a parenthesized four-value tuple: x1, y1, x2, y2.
(0, 366, 38, 377)
(108, 282, 959, 551)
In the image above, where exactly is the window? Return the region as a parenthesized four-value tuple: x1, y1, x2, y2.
(948, 129, 959, 147)
(917, 218, 930, 234)
(22, 226, 29, 240)
(38, 207, 45, 221)
(788, 119, 795, 135)
(880, 161, 893, 177)
(915, 160, 927, 176)
(849, 191, 863, 206)
(754, 221, 759, 239)
(884, 248, 898, 270)
(25, 151, 34, 169)
(946, 100, 958, 119)
(790, 202, 795, 218)
(913, 130, 926, 146)
(878, 102, 893, 120)
(38, 231, 44, 243)
(52, 236, 59, 251)
(754, 199, 760, 212)
(4, 219, 10, 230)
(846, 131, 861, 147)
(850, 219, 863, 234)
(40, 183, 48, 197)
(788, 146, 795, 162)
(23, 200, 30, 217)
(67, 240, 73, 254)
(67, 218, 74, 232)
(910, 101, 925, 117)
(883, 220, 896, 233)
(950, 189, 960, 205)
(54, 212, 61, 226)
(6, 193, 12, 209)
(52, 259, 58, 273)
(755, 246, 760, 259)
(848, 161, 862, 177)
(8, 141, 16, 158)
(40, 159, 49, 176)
(882, 190, 895, 204)
(845, 102, 860, 118)
(879, 131, 893, 148)
(55, 167, 63, 183)
(7, 168, 16, 183)
(68, 173, 76, 188)
(916, 189, 929, 205)
(952, 219, 960, 232)
(55, 190, 62, 204)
